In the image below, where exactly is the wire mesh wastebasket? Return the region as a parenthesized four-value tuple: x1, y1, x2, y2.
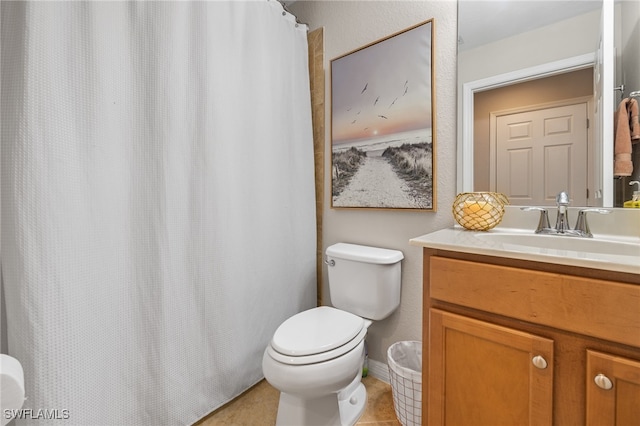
(387, 341, 422, 426)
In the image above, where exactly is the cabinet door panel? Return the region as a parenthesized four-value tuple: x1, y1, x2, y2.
(586, 350, 640, 426)
(429, 309, 553, 426)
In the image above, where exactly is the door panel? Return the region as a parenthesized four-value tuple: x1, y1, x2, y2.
(496, 103, 588, 206)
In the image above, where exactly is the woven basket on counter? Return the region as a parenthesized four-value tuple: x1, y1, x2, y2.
(452, 192, 509, 231)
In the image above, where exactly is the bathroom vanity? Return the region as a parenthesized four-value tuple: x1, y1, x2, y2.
(411, 223, 640, 425)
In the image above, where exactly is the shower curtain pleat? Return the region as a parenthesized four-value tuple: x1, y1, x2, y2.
(1, 1, 316, 424)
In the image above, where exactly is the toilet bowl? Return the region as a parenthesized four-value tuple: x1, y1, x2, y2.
(262, 306, 369, 425)
(263, 243, 404, 426)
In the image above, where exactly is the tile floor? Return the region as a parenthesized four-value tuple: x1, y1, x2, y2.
(196, 375, 401, 425)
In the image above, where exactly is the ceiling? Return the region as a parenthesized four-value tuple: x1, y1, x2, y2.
(458, 0, 601, 51)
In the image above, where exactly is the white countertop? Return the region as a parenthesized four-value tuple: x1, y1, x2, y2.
(410, 226, 640, 275)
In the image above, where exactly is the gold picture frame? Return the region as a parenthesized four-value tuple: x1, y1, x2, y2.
(330, 20, 436, 211)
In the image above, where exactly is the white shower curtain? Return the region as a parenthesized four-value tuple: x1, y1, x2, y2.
(1, 1, 316, 424)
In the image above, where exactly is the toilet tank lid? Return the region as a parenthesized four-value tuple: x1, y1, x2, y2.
(326, 243, 404, 264)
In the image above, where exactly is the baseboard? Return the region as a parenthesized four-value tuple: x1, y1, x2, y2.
(367, 358, 389, 383)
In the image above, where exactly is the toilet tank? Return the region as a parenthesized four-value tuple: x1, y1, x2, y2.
(325, 243, 403, 321)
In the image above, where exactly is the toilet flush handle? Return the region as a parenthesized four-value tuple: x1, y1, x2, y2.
(324, 258, 335, 267)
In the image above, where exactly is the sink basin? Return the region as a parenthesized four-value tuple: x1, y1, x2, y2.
(473, 232, 640, 258)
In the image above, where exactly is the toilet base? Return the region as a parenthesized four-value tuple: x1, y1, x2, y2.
(275, 380, 366, 426)
(338, 382, 367, 426)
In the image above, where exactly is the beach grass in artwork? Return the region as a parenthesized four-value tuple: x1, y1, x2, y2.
(332, 147, 367, 197)
(382, 142, 432, 207)
(330, 20, 435, 210)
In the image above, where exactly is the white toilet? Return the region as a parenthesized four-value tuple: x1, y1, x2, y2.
(262, 242, 404, 426)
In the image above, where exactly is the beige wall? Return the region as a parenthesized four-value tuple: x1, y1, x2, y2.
(290, 1, 458, 364)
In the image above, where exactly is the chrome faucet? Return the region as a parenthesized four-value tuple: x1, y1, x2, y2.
(554, 191, 571, 233)
(521, 191, 611, 237)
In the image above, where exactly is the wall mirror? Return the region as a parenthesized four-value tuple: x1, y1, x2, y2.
(457, 0, 616, 207)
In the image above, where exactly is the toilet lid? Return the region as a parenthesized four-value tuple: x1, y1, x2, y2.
(271, 306, 365, 357)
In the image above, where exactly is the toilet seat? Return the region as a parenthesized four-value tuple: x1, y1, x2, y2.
(268, 306, 366, 366)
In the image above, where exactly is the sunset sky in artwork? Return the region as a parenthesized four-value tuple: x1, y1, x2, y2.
(331, 22, 432, 145)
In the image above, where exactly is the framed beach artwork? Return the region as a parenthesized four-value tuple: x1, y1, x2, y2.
(330, 20, 436, 211)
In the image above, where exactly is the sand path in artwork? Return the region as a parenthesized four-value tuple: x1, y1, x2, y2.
(333, 156, 420, 208)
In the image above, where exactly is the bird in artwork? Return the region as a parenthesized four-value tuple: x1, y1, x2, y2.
(361, 83, 368, 94)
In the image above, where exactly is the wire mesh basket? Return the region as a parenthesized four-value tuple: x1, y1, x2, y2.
(388, 341, 422, 426)
(452, 192, 509, 231)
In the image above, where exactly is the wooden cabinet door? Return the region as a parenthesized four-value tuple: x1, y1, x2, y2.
(428, 309, 554, 426)
(586, 350, 640, 426)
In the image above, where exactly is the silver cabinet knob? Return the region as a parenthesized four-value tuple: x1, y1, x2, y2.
(594, 374, 613, 390)
(532, 355, 548, 369)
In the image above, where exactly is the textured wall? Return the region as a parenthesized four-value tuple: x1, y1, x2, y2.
(290, 1, 458, 364)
